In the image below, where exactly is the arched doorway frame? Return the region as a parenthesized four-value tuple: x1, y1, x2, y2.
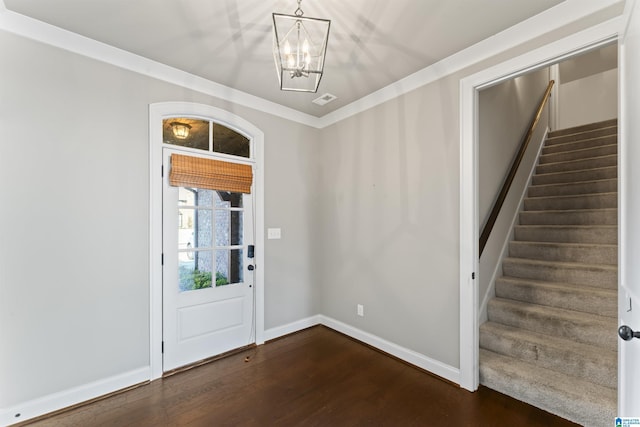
(149, 102, 265, 380)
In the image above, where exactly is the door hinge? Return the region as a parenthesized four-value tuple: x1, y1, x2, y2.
(161, 164, 164, 177)
(472, 272, 475, 280)
(161, 341, 164, 353)
(161, 253, 164, 265)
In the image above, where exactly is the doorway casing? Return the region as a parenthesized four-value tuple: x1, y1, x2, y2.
(149, 102, 265, 380)
(459, 18, 622, 392)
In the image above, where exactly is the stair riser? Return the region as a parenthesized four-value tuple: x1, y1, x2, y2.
(528, 179, 617, 197)
(524, 194, 617, 211)
(480, 326, 617, 388)
(514, 226, 617, 244)
(519, 210, 617, 225)
(548, 120, 617, 137)
(536, 155, 616, 175)
(495, 280, 617, 317)
(542, 135, 617, 155)
(480, 349, 616, 427)
(487, 300, 616, 348)
(508, 242, 617, 265)
(532, 167, 617, 185)
(539, 144, 617, 164)
(502, 261, 617, 289)
(546, 127, 617, 145)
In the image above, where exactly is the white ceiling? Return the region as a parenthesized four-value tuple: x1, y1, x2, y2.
(3, 0, 567, 117)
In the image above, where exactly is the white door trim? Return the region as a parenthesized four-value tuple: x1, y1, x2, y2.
(149, 102, 265, 380)
(459, 17, 622, 391)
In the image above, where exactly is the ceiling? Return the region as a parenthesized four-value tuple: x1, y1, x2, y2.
(3, 0, 567, 117)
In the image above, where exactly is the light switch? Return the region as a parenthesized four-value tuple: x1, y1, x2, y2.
(267, 228, 281, 239)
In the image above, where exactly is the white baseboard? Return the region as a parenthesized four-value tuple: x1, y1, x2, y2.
(263, 315, 321, 341)
(3, 315, 460, 426)
(0, 366, 150, 427)
(319, 315, 460, 385)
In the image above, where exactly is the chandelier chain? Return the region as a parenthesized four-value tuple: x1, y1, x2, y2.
(295, 0, 304, 17)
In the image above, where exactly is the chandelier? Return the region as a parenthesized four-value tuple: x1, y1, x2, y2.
(272, 0, 331, 93)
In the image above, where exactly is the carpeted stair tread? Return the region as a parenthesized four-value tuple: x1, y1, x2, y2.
(546, 126, 617, 145)
(519, 208, 617, 225)
(532, 166, 617, 186)
(542, 134, 617, 155)
(479, 349, 616, 427)
(495, 276, 617, 317)
(514, 224, 617, 244)
(528, 178, 617, 197)
(508, 241, 617, 265)
(536, 154, 616, 175)
(480, 120, 618, 426)
(480, 321, 617, 388)
(539, 143, 617, 164)
(502, 257, 617, 289)
(547, 119, 617, 138)
(523, 192, 617, 211)
(487, 298, 617, 349)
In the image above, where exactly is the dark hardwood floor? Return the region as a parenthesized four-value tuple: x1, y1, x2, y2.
(24, 326, 577, 426)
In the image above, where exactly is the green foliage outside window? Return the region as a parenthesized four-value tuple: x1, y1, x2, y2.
(179, 266, 228, 291)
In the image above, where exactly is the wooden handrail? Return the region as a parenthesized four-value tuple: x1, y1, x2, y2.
(479, 80, 555, 257)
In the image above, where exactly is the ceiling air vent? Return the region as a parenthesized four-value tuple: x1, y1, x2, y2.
(312, 93, 337, 106)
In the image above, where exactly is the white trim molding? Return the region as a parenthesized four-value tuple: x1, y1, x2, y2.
(459, 17, 622, 392)
(319, 316, 460, 385)
(264, 314, 460, 385)
(0, 367, 149, 427)
(0, 0, 624, 129)
(263, 315, 322, 342)
(149, 102, 265, 380)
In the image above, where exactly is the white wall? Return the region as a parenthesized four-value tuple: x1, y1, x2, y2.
(558, 68, 618, 128)
(0, 28, 320, 416)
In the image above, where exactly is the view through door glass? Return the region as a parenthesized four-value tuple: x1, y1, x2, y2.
(178, 187, 244, 292)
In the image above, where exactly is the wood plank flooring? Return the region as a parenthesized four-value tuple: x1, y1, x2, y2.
(23, 326, 578, 426)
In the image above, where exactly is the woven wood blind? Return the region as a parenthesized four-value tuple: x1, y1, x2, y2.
(169, 154, 253, 193)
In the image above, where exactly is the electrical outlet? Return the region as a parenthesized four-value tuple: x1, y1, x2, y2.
(357, 304, 364, 317)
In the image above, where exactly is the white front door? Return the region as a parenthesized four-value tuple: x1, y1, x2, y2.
(619, 0, 640, 416)
(162, 148, 255, 372)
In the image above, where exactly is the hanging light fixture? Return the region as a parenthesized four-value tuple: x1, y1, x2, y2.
(272, 0, 330, 93)
(170, 122, 192, 140)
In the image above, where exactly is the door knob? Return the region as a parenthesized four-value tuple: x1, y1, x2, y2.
(247, 265, 255, 271)
(618, 325, 640, 341)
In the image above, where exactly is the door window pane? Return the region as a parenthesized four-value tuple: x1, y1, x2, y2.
(163, 118, 209, 150)
(216, 249, 243, 286)
(215, 191, 243, 208)
(179, 250, 213, 292)
(163, 118, 251, 159)
(215, 210, 243, 246)
(213, 123, 250, 158)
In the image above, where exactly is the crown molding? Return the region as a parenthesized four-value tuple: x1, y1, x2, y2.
(0, 0, 625, 129)
(317, 0, 625, 128)
(0, 2, 321, 128)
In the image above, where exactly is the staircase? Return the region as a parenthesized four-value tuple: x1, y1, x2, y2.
(479, 119, 618, 427)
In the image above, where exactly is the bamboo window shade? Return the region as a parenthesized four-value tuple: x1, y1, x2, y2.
(169, 154, 253, 194)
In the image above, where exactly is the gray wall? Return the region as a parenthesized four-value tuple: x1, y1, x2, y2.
(0, 29, 320, 408)
(0, 2, 623, 416)
(478, 68, 551, 316)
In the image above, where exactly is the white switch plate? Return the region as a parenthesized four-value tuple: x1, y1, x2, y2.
(357, 304, 364, 317)
(267, 228, 281, 239)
